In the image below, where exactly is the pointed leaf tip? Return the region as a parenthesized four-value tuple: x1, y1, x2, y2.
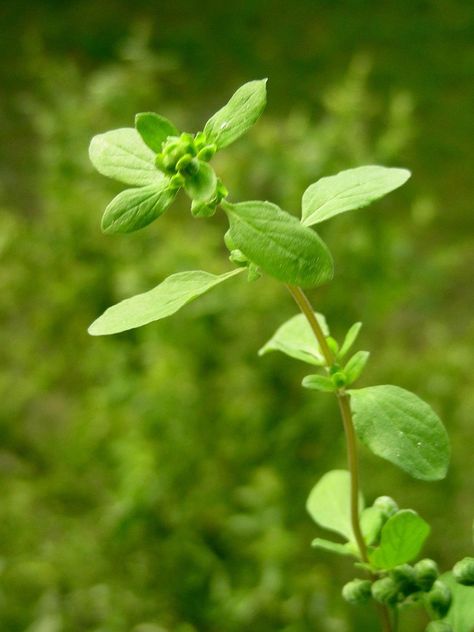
(302, 166, 411, 226)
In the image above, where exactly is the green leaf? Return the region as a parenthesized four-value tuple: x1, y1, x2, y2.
(344, 350, 370, 385)
(301, 166, 411, 226)
(339, 322, 363, 358)
(223, 200, 334, 288)
(369, 510, 430, 569)
(204, 79, 267, 149)
(349, 385, 450, 481)
(89, 128, 164, 186)
(306, 470, 364, 542)
(135, 112, 179, 153)
(101, 183, 176, 234)
(184, 161, 217, 201)
(302, 374, 335, 392)
(88, 268, 243, 336)
(360, 506, 385, 546)
(258, 313, 329, 365)
(311, 538, 356, 557)
(440, 572, 474, 632)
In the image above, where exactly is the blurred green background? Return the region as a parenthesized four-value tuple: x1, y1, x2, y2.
(1, 1, 473, 630)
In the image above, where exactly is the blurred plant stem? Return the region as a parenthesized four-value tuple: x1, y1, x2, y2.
(286, 285, 393, 632)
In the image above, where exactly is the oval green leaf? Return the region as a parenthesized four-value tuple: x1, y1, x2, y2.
(204, 79, 267, 149)
(135, 112, 179, 153)
(301, 166, 411, 226)
(223, 200, 334, 288)
(349, 385, 450, 481)
(344, 350, 370, 385)
(101, 182, 176, 234)
(258, 312, 328, 365)
(369, 510, 430, 569)
(88, 268, 243, 336)
(306, 470, 364, 542)
(89, 128, 164, 186)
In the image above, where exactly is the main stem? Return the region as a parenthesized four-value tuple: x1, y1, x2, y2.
(286, 284, 393, 632)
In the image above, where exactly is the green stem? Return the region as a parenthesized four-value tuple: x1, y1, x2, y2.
(286, 284, 393, 632)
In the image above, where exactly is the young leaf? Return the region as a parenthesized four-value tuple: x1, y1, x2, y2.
(439, 572, 474, 632)
(349, 385, 450, 481)
(344, 350, 370, 384)
(306, 470, 364, 542)
(88, 268, 244, 336)
(311, 538, 356, 557)
(135, 112, 179, 153)
(339, 322, 363, 358)
(258, 312, 329, 365)
(204, 79, 267, 149)
(301, 166, 411, 226)
(89, 128, 164, 186)
(223, 200, 334, 288)
(360, 506, 385, 546)
(101, 183, 176, 234)
(183, 161, 217, 201)
(302, 374, 335, 392)
(369, 510, 430, 569)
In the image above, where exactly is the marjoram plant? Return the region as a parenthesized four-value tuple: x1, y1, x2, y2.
(88, 80, 474, 632)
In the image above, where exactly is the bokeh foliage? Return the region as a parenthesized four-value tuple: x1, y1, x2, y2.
(1, 4, 473, 631)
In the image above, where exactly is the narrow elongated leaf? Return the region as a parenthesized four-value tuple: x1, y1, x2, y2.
(258, 312, 329, 365)
(344, 350, 370, 384)
(89, 128, 163, 186)
(440, 572, 474, 632)
(223, 200, 334, 288)
(339, 322, 363, 358)
(183, 161, 217, 201)
(369, 510, 430, 569)
(311, 538, 355, 557)
(204, 79, 267, 149)
(101, 182, 176, 234)
(135, 112, 179, 153)
(350, 385, 450, 481)
(301, 166, 411, 226)
(88, 268, 243, 336)
(306, 470, 364, 541)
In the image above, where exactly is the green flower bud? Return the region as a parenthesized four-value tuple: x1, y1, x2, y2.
(190, 199, 217, 218)
(425, 621, 453, 632)
(371, 577, 400, 605)
(182, 157, 200, 177)
(229, 249, 248, 266)
(426, 580, 452, 618)
(169, 173, 185, 189)
(390, 564, 417, 595)
(197, 144, 217, 161)
(373, 496, 399, 519)
(176, 153, 193, 172)
(342, 579, 372, 605)
(331, 371, 347, 388)
(414, 559, 439, 592)
(452, 556, 474, 586)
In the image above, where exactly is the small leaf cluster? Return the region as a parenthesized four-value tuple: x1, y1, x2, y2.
(89, 80, 267, 234)
(303, 321, 369, 392)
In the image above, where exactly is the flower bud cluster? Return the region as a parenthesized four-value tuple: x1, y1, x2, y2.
(155, 132, 216, 180)
(342, 558, 452, 627)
